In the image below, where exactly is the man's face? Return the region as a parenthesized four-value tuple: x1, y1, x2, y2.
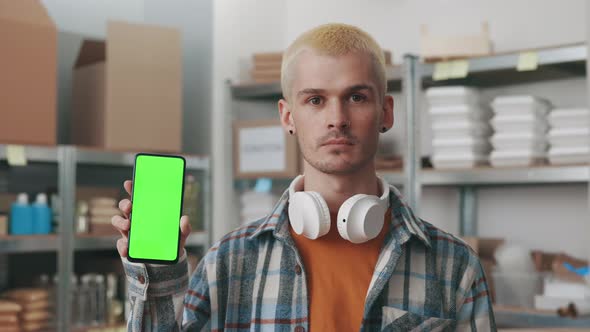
(279, 49, 393, 175)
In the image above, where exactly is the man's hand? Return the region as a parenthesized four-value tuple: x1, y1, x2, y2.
(111, 180, 192, 258)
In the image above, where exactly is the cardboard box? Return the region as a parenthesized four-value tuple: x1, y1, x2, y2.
(0, 0, 57, 145)
(0, 215, 7, 236)
(234, 120, 300, 179)
(0, 193, 17, 214)
(463, 237, 504, 259)
(253, 52, 283, 64)
(462, 237, 504, 303)
(251, 69, 282, 83)
(420, 22, 493, 62)
(71, 21, 182, 153)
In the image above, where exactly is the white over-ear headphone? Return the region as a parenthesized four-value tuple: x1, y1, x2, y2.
(288, 175, 390, 244)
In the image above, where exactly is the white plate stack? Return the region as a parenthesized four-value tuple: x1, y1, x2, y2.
(490, 96, 551, 167)
(426, 86, 493, 169)
(548, 108, 590, 165)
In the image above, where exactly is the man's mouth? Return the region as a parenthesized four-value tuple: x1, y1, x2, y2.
(322, 138, 354, 146)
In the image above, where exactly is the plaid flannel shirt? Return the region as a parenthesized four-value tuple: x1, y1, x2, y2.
(122, 184, 496, 331)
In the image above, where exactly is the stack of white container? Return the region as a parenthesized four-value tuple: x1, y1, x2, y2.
(548, 108, 590, 165)
(490, 96, 551, 167)
(426, 86, 493, 169)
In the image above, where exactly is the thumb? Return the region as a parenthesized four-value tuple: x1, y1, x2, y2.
(179, 215, 191, 249)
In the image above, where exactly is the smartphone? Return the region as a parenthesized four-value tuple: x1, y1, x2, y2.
(128, 153, 186, 264)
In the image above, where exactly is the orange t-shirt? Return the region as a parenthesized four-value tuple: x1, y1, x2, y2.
(289, 209, 390, 331)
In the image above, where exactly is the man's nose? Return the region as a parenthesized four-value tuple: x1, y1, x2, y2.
(326, 101, 351, 130)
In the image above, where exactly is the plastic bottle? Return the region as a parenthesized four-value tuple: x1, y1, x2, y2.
(9, 193, 33, 235)
(95, 275, 106, 325)
(32, 193, 52, 234)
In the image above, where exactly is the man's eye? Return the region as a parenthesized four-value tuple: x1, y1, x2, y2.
(351, 94, 366, 102)
(308, 97, 322, 105)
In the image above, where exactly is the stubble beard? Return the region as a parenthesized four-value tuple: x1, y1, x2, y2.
(297, 134, 378, 175)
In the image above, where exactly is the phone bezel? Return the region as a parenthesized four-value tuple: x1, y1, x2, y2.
(127, 152, 186, 265)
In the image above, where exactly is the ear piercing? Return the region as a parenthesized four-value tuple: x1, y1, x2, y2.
(289, 130, 294, 135)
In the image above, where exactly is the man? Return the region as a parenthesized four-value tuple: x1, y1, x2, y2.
(112, 23, 496, 331)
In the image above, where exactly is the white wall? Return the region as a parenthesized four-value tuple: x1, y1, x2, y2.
(213, 0, 590, 259)
(211, 0, 287, 240)
(285, 0, 585, 63)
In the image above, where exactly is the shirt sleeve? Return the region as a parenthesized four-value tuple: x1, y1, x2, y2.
(122, 250, 189, 332)
(455, 256, 497, 331)
(181, 254, 212, 331)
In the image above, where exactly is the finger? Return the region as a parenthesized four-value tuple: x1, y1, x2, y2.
(111, 215, 130, 238)
(179, 215, 191, 249)
(117, 238, 129, 257)
(118, 199, 132, 218)
(180, 215, 192, 237)
(123, 180, 133, 196)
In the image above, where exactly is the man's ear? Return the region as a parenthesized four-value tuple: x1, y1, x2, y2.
(380, 95, 394, 132)
(279, 99, 295, 135)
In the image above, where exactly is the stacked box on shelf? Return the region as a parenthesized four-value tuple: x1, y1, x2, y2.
(426, 87, 493, 169)
(251, 52, 283, 83)
(490, 96, 551, 167)
(2, 288, 53, 332)
(548, 108, 590, 165)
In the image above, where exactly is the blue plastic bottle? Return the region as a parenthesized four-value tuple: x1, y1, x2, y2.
(10, 193, 33, 235)
(32, 193, 52, 234)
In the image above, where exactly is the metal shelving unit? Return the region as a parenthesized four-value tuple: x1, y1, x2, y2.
(398, 44, 588, 212)
(381, 164, 590, 186)
(0, 235, 59, 253)
(0, 145, 59, 163)
(405, 44, 589, 328)
(0, 144, 212, 332)
(422, 44, 586, 88)
(494, 307, 590, 328)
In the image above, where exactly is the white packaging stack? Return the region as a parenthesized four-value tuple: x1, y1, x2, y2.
(548, 108, 590, 165)
(489, 96, 551, 167)
(534, 276, 590, 311)
(426, 86, 492, 169)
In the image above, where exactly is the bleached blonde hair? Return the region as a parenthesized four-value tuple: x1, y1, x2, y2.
(281, 23, 387, 101)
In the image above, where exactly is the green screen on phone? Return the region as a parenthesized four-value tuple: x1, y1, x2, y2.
(128, 154, 185, 263)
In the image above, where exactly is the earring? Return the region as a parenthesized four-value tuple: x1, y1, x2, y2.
(381, 127, 388, 133)
(289, 130, 294, 135)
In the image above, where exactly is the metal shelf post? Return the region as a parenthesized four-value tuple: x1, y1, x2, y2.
(403, 54, 422, 212)
(57, 146, 76, 332)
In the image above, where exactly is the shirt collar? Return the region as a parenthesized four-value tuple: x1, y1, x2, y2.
(247, 182, 431, 248)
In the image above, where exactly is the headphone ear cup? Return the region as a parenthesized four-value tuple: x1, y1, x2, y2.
(337, 194, 385, 244)
(307, 191, 331, 238)
(288, 191, 330, 239)
(336, 194, 367, 242)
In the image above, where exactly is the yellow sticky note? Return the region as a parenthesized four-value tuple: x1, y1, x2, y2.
(517, 51, 538, 71)
(6, 145, 27, 166)
(450, 60, 469, 79)
(433, 62, 452, 81)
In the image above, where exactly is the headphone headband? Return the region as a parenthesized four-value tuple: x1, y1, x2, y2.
(289, 175, 389, 208)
